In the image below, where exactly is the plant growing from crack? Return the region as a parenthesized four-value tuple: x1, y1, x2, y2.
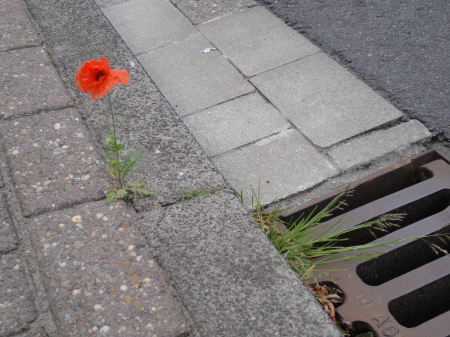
(75, 57, 153, 203)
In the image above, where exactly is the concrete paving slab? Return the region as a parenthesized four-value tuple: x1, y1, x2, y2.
(0, 192, 18, 253)
(182, 93, 290, 157)
(28, 200, 189, 337)
(0, 108, 109, 217)
(0, 0, 41, 52)
(199, 6, 320, 77)
(0, 47, 73, 119)
(212, 129, 338, 205)
(102, 0, 198, 54)
(329, 120, 432, 170)
(171, 0, 257, 25)
(0, 253, 37, 336)
(136, 190, 341, 337)
(138, 33, 254, 116)
(251, 53, 404, 148)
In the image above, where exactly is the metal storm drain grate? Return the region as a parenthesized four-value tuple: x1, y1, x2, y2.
(281, 150, 450, 337)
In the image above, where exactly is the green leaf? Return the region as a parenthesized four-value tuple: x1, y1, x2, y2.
(117, 189, 127, 199)
(106, 190, 116, 204)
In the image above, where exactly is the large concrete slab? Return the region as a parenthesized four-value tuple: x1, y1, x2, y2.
(136, 191, 341, 337)
(213, 129, 338, 205)
(24, 0, 226, 206)
(0, 253, 37, 336)
(329, 120, 432, 170)
(0, 0, 41, 51)
(199, 6, 320, 77)
(251, 53, 404, 148)
(0, 47, 73, 119)
(28, 200, 189, 337)
(182, 93, 290, 157)
(171, 0, 257, 25)
(102, 0, 198, 54)
(0, 108, 109, 217)
(138, 33, 254, 116)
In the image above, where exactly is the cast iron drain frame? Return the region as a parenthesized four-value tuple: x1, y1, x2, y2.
(281, 149, 450, 337)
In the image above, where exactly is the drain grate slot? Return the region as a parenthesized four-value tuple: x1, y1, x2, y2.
(281, 155, 440, 224)
(336, 189, 450, 247)
(356, 224, 450, 286)
(283, 150, 450, 337)
(388, 273, 450, 328)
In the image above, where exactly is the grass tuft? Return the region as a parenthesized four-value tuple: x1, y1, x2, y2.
(179, 186, 219, 203)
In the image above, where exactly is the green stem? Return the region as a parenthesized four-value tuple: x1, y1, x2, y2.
(107, 92, 123, 188)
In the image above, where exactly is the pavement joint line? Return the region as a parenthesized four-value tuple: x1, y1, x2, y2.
(323, 117, 411, 152)
(208, 126, 294, 160)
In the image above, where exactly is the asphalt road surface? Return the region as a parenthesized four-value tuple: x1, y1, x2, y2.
(257, 0, 450, 143)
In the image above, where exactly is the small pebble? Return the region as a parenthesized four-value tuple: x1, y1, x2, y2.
(96, 213, 103, 219)
(13, 264, 20, 270)
(120, 285, 128, 291)
(128, 245, 135, 251)
(59, 223, 65, 227)
(102, 234, 107, 239)
(73, 289, 81, 295)
(71, 215, 82, 223)
(94, 304, 102, 311)
(123, 295, 132, 302)
(132, 300, 143, 310)
(100, 326, 110, 334)
(54, 123, 61, 130)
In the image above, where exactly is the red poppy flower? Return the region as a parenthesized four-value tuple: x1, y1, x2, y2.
(74, 57, 129, 100)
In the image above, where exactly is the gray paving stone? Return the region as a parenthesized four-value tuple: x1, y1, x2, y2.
(171, 0, 257, 25)
(251, 53, 404, 148)
(212, 129, 338, 205)
(329, 120, 432, 170)
(102, 0, 198, 54)
(199, 6, 320, 77)
(0, 47, 73, 119)
(28, 200, 189, 337)
(138, 33, 254, 116)
(0, 253, 37, 336)
(0, 193, 18, 254)
(182, 93, 290, 157)
(0, 108, 109, 217)
(0, 0, 41, 52)
(136, 191, 341, 337)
